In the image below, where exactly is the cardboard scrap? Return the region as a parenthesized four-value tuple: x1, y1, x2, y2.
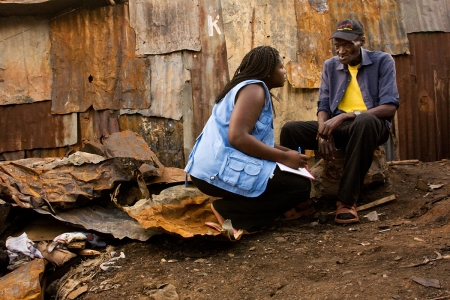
(37, 241, 77, 267)
(67, 285, 88, 300)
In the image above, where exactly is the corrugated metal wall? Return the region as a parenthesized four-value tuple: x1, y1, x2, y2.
(0, 101, 77, 152)
(0, 15, 52, 105)
(394, 33, 450, 161)
(393, 0, 450, 161)
(0, 0, 448, 165)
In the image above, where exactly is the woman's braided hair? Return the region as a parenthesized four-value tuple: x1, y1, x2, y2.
(215, 46, 281, 103)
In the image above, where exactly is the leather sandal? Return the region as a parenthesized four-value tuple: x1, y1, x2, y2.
(334, 200, 360, 224)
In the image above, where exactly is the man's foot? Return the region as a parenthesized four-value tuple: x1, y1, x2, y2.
(334, 200, 359, 224)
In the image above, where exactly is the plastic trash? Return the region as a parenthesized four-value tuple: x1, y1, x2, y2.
(48, 232, 106, 252)
(5, 233, 44, 269)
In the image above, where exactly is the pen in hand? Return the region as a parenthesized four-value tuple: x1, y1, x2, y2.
(298, 147, 303, 169)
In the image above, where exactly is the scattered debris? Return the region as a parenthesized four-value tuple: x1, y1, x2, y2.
(401, 251, 442, 268)
(363, 211, 379, 221)
(100, 252, 125, 271)
(144, 283, 179, 300)
(412, 276, 441, 289)
(67, 284, 88, 300)
(36, 241, 76, 267)
(5, 233, 44, 270)
(416, 178, 429, 191)
(48, 232, 105, 252)
(387, 159, 420, 165)
(429, 183, 445, 191)
(416, 178, 445, 192)
(51, 248, 125, 299)
(74, 249, 101, 256)
(35, 206, 160, 241)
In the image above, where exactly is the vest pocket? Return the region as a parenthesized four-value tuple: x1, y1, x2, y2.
(219, 152, 262, 192)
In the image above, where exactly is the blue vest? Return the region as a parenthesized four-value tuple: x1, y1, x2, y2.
(184, 80, 276, 197)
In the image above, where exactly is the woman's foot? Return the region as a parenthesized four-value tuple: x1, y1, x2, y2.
(210, 203, 226, 225)
(283, 199, 315, 220)
(207, 204, 242, 239)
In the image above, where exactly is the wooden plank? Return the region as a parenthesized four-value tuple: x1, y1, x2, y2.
(328, 194, 396, 215)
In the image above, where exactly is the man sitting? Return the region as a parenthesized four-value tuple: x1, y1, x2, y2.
(280, 19, 399, 224)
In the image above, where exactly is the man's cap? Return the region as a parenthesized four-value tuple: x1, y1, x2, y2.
(329, 19, 364, 41)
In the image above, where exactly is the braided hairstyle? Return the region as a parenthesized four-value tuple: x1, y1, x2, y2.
(215, 46, 281, 103)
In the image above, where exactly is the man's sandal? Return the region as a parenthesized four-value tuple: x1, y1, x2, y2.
(334, 200, 360, 224)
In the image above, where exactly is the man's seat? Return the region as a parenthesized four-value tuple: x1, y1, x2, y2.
(308, 146, 387, 199)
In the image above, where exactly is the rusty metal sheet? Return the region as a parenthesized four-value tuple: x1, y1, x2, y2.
(0, 101, 77, 153)
(399, 0, 450, 33)
(118, 185, 220, 238)
(328, 0, 409, 55)
(120, 51, 191, 120)
(0, 259, 46, 300)
(101, 131, 164, 169)
(219, 0, 320, 137)
(119, 115, 185, 168)
(0, 153, 154, 209)
(128, 0, 201, 55)
(35, 206, 160, 241)
(288, 0, 331, 88)
(25, 148, 70, 159)
(394, 33, 450, 162)
(1, 148, 70, 161)
(0, 16, 52, 105)
(79, 108, 120, 144)
(0, 0, 125, 17)
(51, 4, 151, 114)
(221, 0, 299, 83)
(186, 0, 229, 139)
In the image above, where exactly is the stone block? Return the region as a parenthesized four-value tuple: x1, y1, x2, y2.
(309, 146, 387, 199)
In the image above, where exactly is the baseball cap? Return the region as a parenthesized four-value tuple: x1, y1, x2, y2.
(329, 19, 364, 41)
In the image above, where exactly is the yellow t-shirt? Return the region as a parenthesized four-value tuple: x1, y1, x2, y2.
(337, 64, 367, 112)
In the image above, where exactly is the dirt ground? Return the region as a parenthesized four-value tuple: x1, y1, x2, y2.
(4, 159, 448, 300)
(42, 158, 445, 300)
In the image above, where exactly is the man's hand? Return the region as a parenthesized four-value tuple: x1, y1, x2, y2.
(318, 137, 337, 161)
(317, 113, 348, 141)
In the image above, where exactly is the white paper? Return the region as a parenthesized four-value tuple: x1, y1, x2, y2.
(276, 163, 315, 180)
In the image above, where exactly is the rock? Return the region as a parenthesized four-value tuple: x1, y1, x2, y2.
(309, 146, 387, 199)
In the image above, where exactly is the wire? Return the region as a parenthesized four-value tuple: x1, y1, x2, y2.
(0, 7, 78, 43)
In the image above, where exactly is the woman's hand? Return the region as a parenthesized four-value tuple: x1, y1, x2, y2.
(280, 150, 309, 169)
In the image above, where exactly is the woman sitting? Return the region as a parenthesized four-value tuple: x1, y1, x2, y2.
(184, 46, 311, 235)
